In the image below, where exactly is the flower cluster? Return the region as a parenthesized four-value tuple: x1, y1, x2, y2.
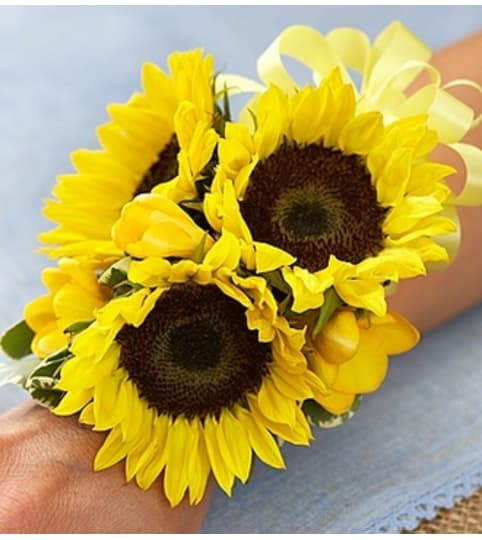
(1, 22, 480, 507)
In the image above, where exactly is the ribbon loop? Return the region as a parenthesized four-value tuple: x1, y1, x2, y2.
(257, 25, 347, 94)
(448, 143, 482, 206)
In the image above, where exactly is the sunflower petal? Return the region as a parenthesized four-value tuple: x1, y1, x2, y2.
(217, 409, 252, 483)
(235, 406, 285, 470)
(203, 415, 235, 496)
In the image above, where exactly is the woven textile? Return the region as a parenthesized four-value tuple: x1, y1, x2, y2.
(411, 489, 482, 533)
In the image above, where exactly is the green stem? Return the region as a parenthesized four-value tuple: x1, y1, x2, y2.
(312, 288, 343, 338)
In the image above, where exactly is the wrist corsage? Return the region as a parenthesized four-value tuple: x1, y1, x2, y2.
(1, 22, 481, 507)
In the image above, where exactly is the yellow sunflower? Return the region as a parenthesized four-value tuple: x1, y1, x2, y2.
(53, 230, 327, 507)
(205, 68, 457, 317)
(24, 258, 111, 358)
(39, 50, 217, 264)
(305, 308, 419, 415)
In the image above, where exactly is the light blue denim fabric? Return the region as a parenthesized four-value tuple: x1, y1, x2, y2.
(0, 6, 481, 533)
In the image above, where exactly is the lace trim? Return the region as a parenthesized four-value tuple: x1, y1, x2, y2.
(362, 463, 482, 533)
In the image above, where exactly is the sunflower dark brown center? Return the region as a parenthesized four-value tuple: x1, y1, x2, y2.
(135, 136, 180, 195)
(116, 283, 271, 418)
(240, 143, 387, 272)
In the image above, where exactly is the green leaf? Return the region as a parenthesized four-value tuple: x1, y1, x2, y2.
(98, 258, 146, 298)
(247, 108, 258, 131)
(0, 320, 35, 359)
(98, 257, 131, 288)
(181, 200, 204, 213)
(25, 349, 71, 409)
(112, 282, 143, 298)
(41, 347, 72, 365)
(303, 396, 362, 429)
(191, 233, 208, 264)
(263, 270, 291, 294)
(63, 320, 94, 335)
(26, 364, 65, 387)
(222, 82, 232, 123)
(29, 385, 65, 409)
(312, 288, 343, 338)
(26, 348, 71, 386)
(100, 267, 127, 288)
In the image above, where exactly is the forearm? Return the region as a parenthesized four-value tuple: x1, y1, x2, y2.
(388, 31, 482, 333)
(0, 402, 212, 533)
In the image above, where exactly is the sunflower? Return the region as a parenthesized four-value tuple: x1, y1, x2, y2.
(305, 308, 419, 415)
(24, 258, 111, 358)
(53, 231, 327, 507)
(39, 50, 217, 264)
(205, 68, 456, 317)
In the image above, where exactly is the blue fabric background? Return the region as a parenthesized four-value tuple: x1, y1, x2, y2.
(0, 6, 481, 533)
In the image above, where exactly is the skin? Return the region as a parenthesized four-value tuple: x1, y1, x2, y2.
(0, 402, 213, 533)
(389, 31, 482, 332)
(0, 31, 480, 534)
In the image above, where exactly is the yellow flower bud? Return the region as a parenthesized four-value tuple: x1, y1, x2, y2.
(112, 193, 212, 259)
(313, 310, 360, 365)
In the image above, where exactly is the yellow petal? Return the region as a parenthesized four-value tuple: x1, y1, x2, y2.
(338, 112, 384, 155)
(188, 418, 211, 505)
(124, 419, 154, 482)
(112, 193, 207, 259)
(54, 388, 92, 416)
(374, 147, 413, 206)
(248, 396, 311, 446)
(323, 78, 356, 147)
(290, 86, 325, 144)
(120, 381, 147, 443)
(282, 266, 333, 313)
(33, 327, 68, 359)
(94, 425, 126, 471)
(254, 242, 296, 273)
(257, 377, 296, 426)
(316, 391, 356, 415)
(307, 348, 339, 387)
(134, 415, 170, 490)
(335, 278, 386, 317)
(332, 330, 389, 394)
(235, 406, 285, 470)
(217, 409, 252, 483)
(271, 364, 313, 401)
(203, 230, 241, 271)
(79, 402, 95, 425)
(23, 295, 54, 332)
(203, 415, 235, 496)
(314, 310, 360, 364)
(383, 196, 444, 237)
(364, 310, 419, 355)
(93, 370, 125, 430)
(163, 416, 192, 507)
(128, 258, 171, 287)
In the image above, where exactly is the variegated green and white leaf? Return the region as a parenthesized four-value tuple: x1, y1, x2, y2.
(24, 349, 71, 409)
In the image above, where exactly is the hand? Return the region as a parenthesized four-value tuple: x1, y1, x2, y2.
(0, 401, 212, 533)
